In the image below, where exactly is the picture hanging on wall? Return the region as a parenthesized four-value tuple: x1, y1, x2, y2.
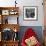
(23, 6, 38, 20)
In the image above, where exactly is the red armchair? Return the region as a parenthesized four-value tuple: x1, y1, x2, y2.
(21, 28, 41, 46)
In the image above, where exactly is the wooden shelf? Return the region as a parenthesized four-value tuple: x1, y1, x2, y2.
(0, 24, 19, 32)
(0, 7, 19, 15)
(1, 40, 19, 46)
(2, 40, 19, 42)
(0, 7, 19, 46)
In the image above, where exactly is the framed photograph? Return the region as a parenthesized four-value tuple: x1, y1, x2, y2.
(2, 10, 9, 15)
(23, 6, 38, 20)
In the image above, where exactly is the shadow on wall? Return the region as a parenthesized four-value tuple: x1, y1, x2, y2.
(18, 26, 43, 44)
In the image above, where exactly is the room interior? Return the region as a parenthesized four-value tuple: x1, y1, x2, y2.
(0, 0, 46, 46)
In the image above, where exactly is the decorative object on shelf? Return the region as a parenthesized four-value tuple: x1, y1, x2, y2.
(2, 10, 9, 15)
(2, 28, 13, 41)
(13, 32, 18, 41)
(15, 0, 17, 7)
(13, 27, 18, 41)
(23, 6, 38, 21)
(9, 10, 18, 15)
(5, 18, 8, 24)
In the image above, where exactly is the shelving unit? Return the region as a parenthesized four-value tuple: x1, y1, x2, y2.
(0, 7, 19, 46)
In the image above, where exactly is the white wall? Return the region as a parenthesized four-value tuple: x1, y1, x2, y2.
(0, 0, 44, 26)
(18, 0, 44, 26)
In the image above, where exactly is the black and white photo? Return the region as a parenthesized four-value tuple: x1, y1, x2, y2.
(23, 6, 38, 20)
